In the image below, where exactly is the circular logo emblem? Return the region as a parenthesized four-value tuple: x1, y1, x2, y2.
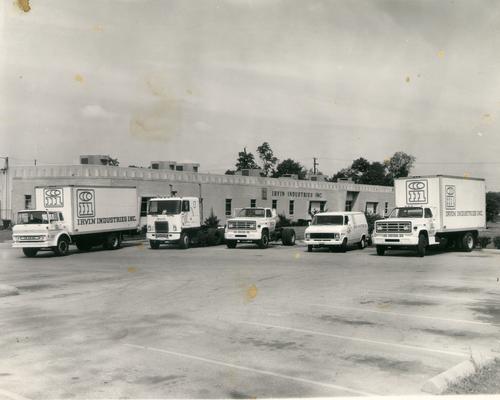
(446, 186, 456, 196)
(78, 191, 93, 201)
(408, 181, 425, 190)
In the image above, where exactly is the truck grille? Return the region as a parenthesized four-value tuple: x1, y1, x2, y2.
(155, 221, 169, 233)
(310, 233, 338, 239)
(376, 221, 411, 233)
(227, 220, 256, 230)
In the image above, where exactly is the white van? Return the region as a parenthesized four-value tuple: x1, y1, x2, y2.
(304, 212, 368, 252)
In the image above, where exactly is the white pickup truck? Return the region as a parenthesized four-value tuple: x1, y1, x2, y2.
(224, 207, 296, 249)
(372, 175, 485, 257)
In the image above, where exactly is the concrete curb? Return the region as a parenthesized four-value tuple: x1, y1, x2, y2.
(0, 284, 20, 297)
(421, 350, 497, 394)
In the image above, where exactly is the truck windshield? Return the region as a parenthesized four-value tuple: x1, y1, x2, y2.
(148, 200, 181, 215)
(237, 208, 265, 217)
(312, 215, 343, 225)
(389, 207, 423, 218)
(17, 211, 49, 224)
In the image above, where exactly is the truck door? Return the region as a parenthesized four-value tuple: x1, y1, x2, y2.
(266, 209, 276, 230)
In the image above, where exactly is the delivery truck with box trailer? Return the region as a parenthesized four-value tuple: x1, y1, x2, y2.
(372, 175, 485, 257)
(12, 186, 139, 257)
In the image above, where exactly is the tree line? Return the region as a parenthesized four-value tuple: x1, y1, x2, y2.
(225, 142, 415, 186)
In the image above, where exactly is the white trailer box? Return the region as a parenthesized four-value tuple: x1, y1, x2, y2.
(373, 175, 485, 256)
(12, 186, 139, 257)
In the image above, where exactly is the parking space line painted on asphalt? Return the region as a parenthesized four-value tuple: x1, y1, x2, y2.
(369, 289, 481, 303)
(0, 389, 32, 400)
(235, 321, 468, 357)
(123, 343, 375, 396)
(309, 303, 494, 326)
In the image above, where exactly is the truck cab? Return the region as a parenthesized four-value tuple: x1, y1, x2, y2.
(224, 207, 295, 248)
(146, 197, 202, 249)
(12, 209, 69, 257)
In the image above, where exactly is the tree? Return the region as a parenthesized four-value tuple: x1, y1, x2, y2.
(273, 159, 306, 179)
(384, 152, 416, 185)
(204, 209, 220, 227)
(102, 156, 119, 166)
(256, 142, 278, 177)
(235, 148, 259, 171)
(225, 169, 235, 175)
(486, 192, 500, 222)
(358, 162, 390, 185)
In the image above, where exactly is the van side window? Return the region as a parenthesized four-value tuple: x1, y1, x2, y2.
(266, 209, 272, 218)
(344, 215, 349, 225)
(424, 208, 433, 218)
(59, 213, 64, 221)
(182, 200, 190, 212)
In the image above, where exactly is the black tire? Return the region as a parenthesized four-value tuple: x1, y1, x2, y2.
(76, 240, 92, 252)
(149, 240, 160, 249)
(179, 232, 190, 249)
(358, 236, 366, 250)
(257, 231, 269, 249)
(376, 245, 386, 256)
(417, 234, 427, 257)
(226, 240, 237, 249)
(281, 229, 296, 246)
(54, 236, 70, 256)
(307, 245, 313, 253)
(104, 234, 120, 250)
(340, 238, 348, 253)
(22, 248, 38, 257)
(462, 232, 474, 252)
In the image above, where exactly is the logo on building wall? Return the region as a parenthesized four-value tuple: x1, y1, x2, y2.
(43, 188, 64, 208)
(406, 180, 428, 204)
(77, 189, 95, 217)
(445, 185, 456, 209)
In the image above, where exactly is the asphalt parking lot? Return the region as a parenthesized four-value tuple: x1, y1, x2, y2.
(0, 241, 499, 398)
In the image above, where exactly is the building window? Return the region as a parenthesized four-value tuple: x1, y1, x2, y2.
(384, 202, 389, 215)
(225, 199, 232, 216)
(175, 165, 184, 171)
(345, 200, 353, 211)
(141, 197, 152, 217)
(261, 188, 267, 200)
(151, 163, 159, 170)
(242, 170, 249, 176)
(81, 158, 88, 164)
(272, 199, 277, 210)
(24, 195, 32, 209)
(169, 164, 175, 170)
(289, 200, 295, 215)
(250, 199, 256, 208)
(311, 176, 317, 181)
(365, 202, 378, 214)
(193, 166, 198, 172)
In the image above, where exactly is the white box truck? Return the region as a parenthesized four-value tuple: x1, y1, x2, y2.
(372, 175, 485, 257)
(12, 186, 139, 257)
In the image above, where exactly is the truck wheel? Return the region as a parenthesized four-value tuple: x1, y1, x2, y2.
(22, 248, 38, 257)
(417, 234, 427, 257)
(226, 240, 237, 249)
(76, 240, 92, 252)
(340, 238, 348, 253)
(281, 229, 296, 246)
(54, 237, 70, 256)
(149, 240, 160, 249)
(104, 234, 120, 250)
(376, 245, 386, 256)
(307, 245, 313, 252)
(462, 232, 474, 252)
(258, 231, 269, 249)
(179, 232, 190, 249)
(358, 236, 366, 249)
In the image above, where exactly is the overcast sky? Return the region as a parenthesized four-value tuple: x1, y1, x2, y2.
(1, 0, 499, 189)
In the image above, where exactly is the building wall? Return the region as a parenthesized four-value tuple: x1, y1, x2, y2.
(4, 165, 395, 224)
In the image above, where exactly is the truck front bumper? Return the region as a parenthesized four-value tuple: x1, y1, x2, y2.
(372, 234, 417, 246)
(147, 232, 181, 242)
(304, 238, 343, 246)
(225, 231, 261, 241)
(12, 239, 56, 249)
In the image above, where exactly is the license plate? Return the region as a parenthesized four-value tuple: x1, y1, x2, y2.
(156, 233, 168, 238)
(21, 236, 40, 240)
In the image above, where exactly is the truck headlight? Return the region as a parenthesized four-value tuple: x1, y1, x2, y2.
(147, 225, 152, 232)
(305, 233, 310, 239)
(173, 225, 178, 231)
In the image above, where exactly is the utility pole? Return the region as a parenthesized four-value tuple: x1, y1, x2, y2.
(313, 157, 318, 175)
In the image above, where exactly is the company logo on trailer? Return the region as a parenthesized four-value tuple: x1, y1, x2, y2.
(445, 185, 456, 209)
(406, 180, 428, 204)
(77, 189, 95, 217)
(43, 188, 64, 207)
